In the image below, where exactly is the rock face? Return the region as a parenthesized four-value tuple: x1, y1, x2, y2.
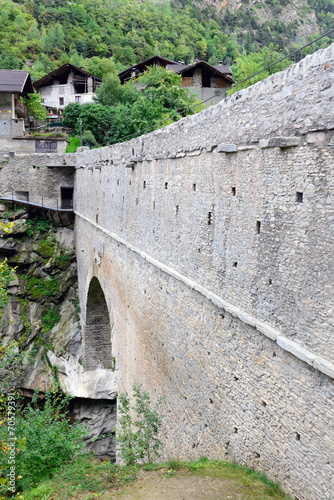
(0, 203, 116, 458)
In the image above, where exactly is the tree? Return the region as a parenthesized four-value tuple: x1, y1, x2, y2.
(24, 92, 47, 122)
(94, 73, 138, 107)
(137, 66, 202, 122)
(62, 102, 82, 129)
(82, 57, 117, 79)
(75, 103, 114, 144)
(229, 44, 292, 94)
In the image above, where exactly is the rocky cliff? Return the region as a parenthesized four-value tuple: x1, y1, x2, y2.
(0, 203, 116, 459)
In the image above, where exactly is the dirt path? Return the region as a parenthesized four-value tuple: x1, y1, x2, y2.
(108, 468, 279, 500)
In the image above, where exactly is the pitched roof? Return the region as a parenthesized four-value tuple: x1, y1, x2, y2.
(167, 60, 234, 82)
(0, 70, 34, 94)
(34, 64, 102, 90)
(118, 55, 178, 83)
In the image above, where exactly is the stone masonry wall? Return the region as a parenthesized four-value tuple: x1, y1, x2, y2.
(0, 153, 76, 208)
(2, 44, 334, 499)
(73, 44, 334, 500)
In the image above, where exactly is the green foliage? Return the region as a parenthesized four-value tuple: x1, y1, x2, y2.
(68, 66, 202, 145)
(25, 275, 59, 301)
(0, 391, 88, 493)
(0, 0, 330, 81)
(76, 103, 114, 143)
(66, 135, 81, 153)
(24, 93, 47, 122)
(117, 383, 163, 466)
(22, 455, 139, 500)
(41, 308, 61, 333)
(62, 102, 82, 129)
(0, 341, 26, 394)
(36, 219, 50, 232)
(15, 454, 292, 499)
(38, 239, 54, 258)
(94, 73, 138, 107)
(0, 259, 15, 313)
(229, 44, 293, 94)
(82, 129, 98, 148)
(82, 56, 118, 79)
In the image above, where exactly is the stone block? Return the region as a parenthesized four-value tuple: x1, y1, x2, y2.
(277, 337, 316, 366)
(262, 137, 301, 148)
(256, 321, 279, 341)
(217, 144, 237, 153)
(313, 357, 334, 379)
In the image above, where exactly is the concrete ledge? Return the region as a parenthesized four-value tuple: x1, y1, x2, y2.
(76, 210, 334, 381)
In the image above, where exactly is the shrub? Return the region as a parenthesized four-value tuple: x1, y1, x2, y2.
(117, 383, 163, 465)
(82, 129, 98, 148)
(0, 391, 88, 494)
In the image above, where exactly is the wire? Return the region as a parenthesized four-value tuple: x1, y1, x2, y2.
(102, 27, 334, 146)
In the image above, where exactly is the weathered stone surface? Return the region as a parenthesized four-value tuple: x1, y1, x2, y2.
(260, 137, 301, 148)
(277, 337, 316, 365)
(217, 143, 237, 152)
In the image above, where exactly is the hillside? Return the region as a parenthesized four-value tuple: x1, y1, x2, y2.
(0, 0, 332, 81)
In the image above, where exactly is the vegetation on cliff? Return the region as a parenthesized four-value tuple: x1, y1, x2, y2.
(0, 203, 77, 389)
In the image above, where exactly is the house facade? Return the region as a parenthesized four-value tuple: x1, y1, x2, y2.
(118, 56, 234, 107)
(0, 69, 33, 143)
(34, 64, 102, 117)
(167, 60, 233, 106)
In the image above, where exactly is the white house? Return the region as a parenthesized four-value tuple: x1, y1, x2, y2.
(34, 64, 102, 117)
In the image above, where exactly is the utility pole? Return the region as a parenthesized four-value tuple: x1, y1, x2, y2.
(80, 119, 82, 147)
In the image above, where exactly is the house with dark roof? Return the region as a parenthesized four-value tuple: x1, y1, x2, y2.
(34, 64, 102, 116)
(0, 69, 33, 141)
(118, 55, 178, 84)
(0, 69, 68, 154)
(118, 56, 233, 107)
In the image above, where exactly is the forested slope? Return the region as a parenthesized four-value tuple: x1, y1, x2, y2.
(0, 0, 332, 81)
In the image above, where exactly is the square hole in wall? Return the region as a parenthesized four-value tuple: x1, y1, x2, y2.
(296, 192, 303, 203)
(208, 212, 212, 225)
(232, 187, 236, 196)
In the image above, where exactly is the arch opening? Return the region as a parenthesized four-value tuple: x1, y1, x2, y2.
(84, 277, 113, 371)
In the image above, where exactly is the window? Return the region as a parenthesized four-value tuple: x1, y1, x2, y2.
(59, 97, 64, 106)
(75, 96, 81, 103)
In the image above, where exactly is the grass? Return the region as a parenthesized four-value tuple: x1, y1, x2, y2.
(66, 136, 81, 153)
(22, 455, 139, 500)
(183, 456, 291, 498)
(21, 454, 292, 500)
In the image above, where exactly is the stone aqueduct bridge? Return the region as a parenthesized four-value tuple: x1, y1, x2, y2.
(2, 44, 334, 499)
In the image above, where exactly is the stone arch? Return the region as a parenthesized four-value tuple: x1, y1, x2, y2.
(84, 277, 113, 371)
